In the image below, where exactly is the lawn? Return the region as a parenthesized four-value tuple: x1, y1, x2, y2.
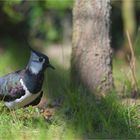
(0, 40, 140, 139)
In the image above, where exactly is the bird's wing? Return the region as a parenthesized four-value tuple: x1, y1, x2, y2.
(0, 70, 25, 102)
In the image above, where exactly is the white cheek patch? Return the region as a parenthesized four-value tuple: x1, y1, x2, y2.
(5, 79, 41, 109)
(30, 59, 45, 74)
(30, 63, 42, 74)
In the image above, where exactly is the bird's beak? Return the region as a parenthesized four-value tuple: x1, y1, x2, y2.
(48, 64, 55, 70)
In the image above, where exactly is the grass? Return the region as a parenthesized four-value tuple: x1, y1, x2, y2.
(46, 65, 140, 139)
(0, 41, 140, 139)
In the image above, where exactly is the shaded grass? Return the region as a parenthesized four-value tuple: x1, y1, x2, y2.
(46, 65, 140, 139)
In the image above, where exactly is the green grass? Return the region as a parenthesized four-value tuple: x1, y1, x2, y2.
(0, 41, 140, 139)
(46, 66, 140, 139)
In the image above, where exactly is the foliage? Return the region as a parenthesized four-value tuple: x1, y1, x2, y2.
(45, 0, 73, 10)
(0, 0, 73, 44)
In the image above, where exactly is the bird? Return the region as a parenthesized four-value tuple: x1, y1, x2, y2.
(0, 48, 55, 109)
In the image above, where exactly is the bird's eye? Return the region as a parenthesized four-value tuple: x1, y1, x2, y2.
(39, 57, 43, 62)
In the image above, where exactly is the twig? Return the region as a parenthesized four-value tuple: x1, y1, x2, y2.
(126, 30, 139, 92)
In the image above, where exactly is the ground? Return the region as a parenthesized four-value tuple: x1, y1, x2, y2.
(0, 42, 140, 139)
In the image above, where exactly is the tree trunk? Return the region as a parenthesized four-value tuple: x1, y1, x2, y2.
(71, 0, 113, 97)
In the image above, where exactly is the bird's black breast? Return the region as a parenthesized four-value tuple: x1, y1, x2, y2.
(22, 70, 44, 94)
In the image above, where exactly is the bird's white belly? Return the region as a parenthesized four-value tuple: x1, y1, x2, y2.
(5, 92, 41, 109)
(5, 79, 41, 109)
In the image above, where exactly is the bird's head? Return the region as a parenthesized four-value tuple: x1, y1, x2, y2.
(27, 48, 55, 74)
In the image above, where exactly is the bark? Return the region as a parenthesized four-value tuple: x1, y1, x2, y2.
(71, 0, 113, 97)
